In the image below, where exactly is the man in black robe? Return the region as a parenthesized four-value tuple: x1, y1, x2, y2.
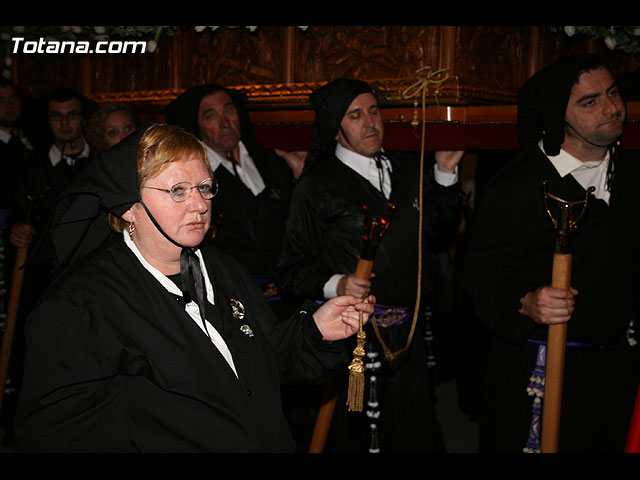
(165, 85, 304, 291)
(463, 54, 640, 452)
(11, 87, 94, 248)
(276, 78, 463, 452)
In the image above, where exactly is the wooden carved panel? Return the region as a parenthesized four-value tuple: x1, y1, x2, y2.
(293, 26, 446, 83)
(89, 34, 176, 94)
(10, 26, 639, 113)
(455, 26, 532, 94)
(178, 26, 287, 88)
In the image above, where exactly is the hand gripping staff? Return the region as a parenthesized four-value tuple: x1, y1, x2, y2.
(346, 203, 394, 412)
(308, 203, 394, 453)
(539, 180, 593, 453)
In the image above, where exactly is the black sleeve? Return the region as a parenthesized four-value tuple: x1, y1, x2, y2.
(274, 178, 339, 299)
(462, 163, 540, 344)
(14, 298, 130, 452)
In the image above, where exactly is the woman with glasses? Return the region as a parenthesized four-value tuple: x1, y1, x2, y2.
(13, 123, 374, 453)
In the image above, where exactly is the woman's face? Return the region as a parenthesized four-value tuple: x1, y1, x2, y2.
(104, 110, 136, 148)
(124, 156, 212, 268)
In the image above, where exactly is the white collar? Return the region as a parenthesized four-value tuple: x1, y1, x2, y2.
(335, 142, 390, 174)
(203, 141, 265, 195)
(205, 141, 248, 171)
(0, 129, 11, 144)
(0, 128, 32, 149)
(122, 231, 239, 376)
(49, 139, 91, 167)
(335, 143, 392, 198)
(541, 140, 610, 203)
(544, 141, 609, 178)
(122, 230, 214, 304)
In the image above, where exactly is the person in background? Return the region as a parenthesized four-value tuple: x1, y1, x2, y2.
(85, 102, 138, 154)
(0, 77, 32, 448)
(10, 87, 95, 253)
(165, 85, 305, 315)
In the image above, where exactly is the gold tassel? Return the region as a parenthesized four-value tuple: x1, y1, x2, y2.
(346, 311, 367, 412)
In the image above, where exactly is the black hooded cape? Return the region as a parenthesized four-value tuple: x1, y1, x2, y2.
(463, 55, 640, 452)
(276, 78, 461, 453)
(13, 124, 350, 452)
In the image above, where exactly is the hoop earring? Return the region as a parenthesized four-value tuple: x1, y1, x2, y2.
(128, 221, 135, 239)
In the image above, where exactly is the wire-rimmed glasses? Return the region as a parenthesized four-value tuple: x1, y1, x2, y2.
(143, 177, 218, 203)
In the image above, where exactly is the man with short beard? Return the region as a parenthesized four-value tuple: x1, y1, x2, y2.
(464, 54, 640, 453)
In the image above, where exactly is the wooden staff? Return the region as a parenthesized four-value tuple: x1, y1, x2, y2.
(0, 199, 33, 412)
(540, 182, 593, 453)
(307, 257, 373, 453)
(308, 204, 393, 453)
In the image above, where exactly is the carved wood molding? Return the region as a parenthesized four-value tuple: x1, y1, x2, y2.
(87, 76, 518, 111)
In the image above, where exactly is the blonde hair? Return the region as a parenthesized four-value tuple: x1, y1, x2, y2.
(109, 123, 212, 232)
(86, 102, 138, 151)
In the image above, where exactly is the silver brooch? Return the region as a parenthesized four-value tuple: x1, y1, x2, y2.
(230, 298, 245, 320)
(240, 324, 254, 337)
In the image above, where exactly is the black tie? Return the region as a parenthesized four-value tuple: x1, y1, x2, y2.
(180, 248, 209, 335)
(373, 153, 387, 196)
(227, 151, 240, 178)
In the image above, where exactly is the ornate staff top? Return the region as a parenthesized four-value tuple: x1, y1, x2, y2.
(360, 203, 395, 261)
(542, 180, 595, 254)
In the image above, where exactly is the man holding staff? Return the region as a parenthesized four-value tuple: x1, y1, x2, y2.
(276, 78, 463, 453)
(464, 54, 640, 452)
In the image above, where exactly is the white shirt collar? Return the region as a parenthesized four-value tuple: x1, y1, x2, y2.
(122, 229, 214, 303)
(541, 140, 610, 203)
(49, 139, 91, 167)
(0, 129, 11, 144)
(204, 141, 265, 196)
(0, 128, 32, 149)
(335, 142, 392, 198)
(123, 231, 239, 376)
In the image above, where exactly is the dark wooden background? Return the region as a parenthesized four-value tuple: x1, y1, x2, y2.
(8, 26, 639, 151)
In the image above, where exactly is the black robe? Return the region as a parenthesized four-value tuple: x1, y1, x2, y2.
(463, 145, 640, 452)
(14, 236, 349, 453)
(208, 145, 294, 278)
(276, 151, 461, 453)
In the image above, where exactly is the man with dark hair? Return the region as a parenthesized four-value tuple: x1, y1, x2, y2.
(464, 54, 640, 452)
(166, 85, 304, 305)
(276, 78, 463, 452)
(10, 87, 95, 252)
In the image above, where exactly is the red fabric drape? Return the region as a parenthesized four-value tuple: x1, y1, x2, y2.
(252, 119, 640, 152)
(625, 386, 640, 453)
